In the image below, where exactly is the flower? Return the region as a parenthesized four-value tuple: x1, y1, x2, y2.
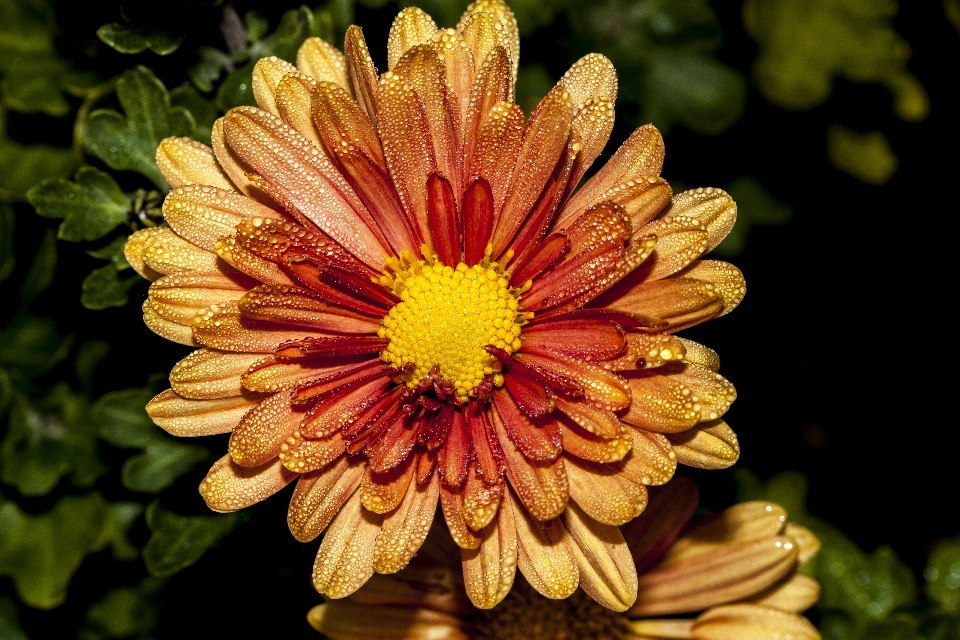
(127, 0, 746, 610)
(307, 479, 822, 640)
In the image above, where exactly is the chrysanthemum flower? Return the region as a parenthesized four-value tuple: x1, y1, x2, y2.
(126, 0, 746, 610)
(308, 480, 821, 640)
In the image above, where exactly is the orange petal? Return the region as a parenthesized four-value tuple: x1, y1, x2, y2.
(228, 388, 303, 467)
(679, 338, 721, 372)
(279, 429, 348, 473)
(605, 333, 687, 371)
(621, 477, 699, 573)
(491, 391, 561, 461)
(461, 490, 518, 609)
(162, 185, 281, 252)
(312, 489, 383, 598)
(210, 118, 268, 200)
(744, 573, 821, 613)
(360, 453, 417, 514)
(142, 300, 198, 346)
(622, 372, 701, 433)
(125, 228, 163, 281)
(199, 454, 296, 512)
(192, 300, 330, 353)
(512, 492, 579, 599)
(156, 137, 235, 191)
(470, 101, 524, 214)
(667, 419, 740, 470)
(562, 176, 672, 230)
(666, 187, 737, 253)
(288, 457, 365, 542)
(170, 348, 263, 399)
(214, 235, 295, 286)
(784, 523, 821, 566)
(637, 216, 709, 282)
(374, 468, 440, 573)
(297, 37, 349, 89)
(600, 277, 723, 332)
(560, 419, 632, 464)
(564, 123, 664, 217)
(344, 26, 379, 121)
(675, 260, 746, 317)
(440, 481, 482, 549)
(562, 502, 638, 612)
(691, 603, 820, 640)
(462, 465, 504, 531)
(611, 427, 677, 487)
(515, 350, 630, 412)
(670, 363, 737, 422)
(457, 0, 519, 86)
(308, 600, 468, 640)
(663, 501, 787, 565)
(430, 28, 475, 122)
(237, 284, 379, 333)
(565, 455, 648, 526)
(146, 389, 263, 436)
(252, 56, 298, 116)
(462, 46, 510, 173)
(312, 80, 386, 169)
(386, 7, 438, 70)
(147, 271, 251, 325)
(141, 227, 221, 275)
(299, 376, 393, 438)
(274, 71, 322, 148)
(566, 97, 615, 194)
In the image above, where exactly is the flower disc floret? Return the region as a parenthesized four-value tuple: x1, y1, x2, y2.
(378, 252, 523, 401)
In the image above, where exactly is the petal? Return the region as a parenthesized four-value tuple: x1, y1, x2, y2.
(297, 36, 349, 89)
(561, 176, 672, 229)
(199, 454, 296, 512)
(512, 493, 579, 599)
(553, 396, 621, 438)
(308, 601, 467, 640)
(675, 260, 746, 317)
(439, 408, 470, 488)
(671, 363, 738, 422)
(462, 466, 504, 531)
(162, 184, 281, 252)
(679, 338, 721, 371)
(142, 227, 221, 275)
(559, 418, 632, 463)
(491, 404, 567, 520)
(228, 388, 303, 466)
(312, 488, 383, 598)
(620, 477, 700, 573)
(147, 271, 251, 325)
(366, 414, 419, 473)
(299, 376, 392, 438)
(564, 124, 664, 218)
(125, 228, 163, 281)
(462, 176, 495, 266)
(374, 468, 440, 573)
(279, 429, 348, 473)
(214, 235, 295, 286)
(515, 350, 630, 412)
(274, 71, 322, 148)
(744, 573, 821, 613)
(440, 481, 482, 549)
(784, 524, 821, 566)
(631, 536, 799, 616)
(344, 26, 379, 121)
(210, 118, 265, 199)
(691, 604, 820, 640)
(146, 389, 263, 436)
(360, 452, 417, 514)
(637, 216, 709, 282)
(457, 0, 519, 85)
(491, 391, 561, 461)
(508, 230, 568, 287)
(462, 47, 511, 179)
(558, 52, 618, 109)
(663, 501, 787, 565)
(170, 348, 263, 399)
(566, 97, 615, 197)
(142, 300, 197, 346)
(667, 419, 740, 470)
(430, 29, 475, 122)
(427, 173, 462, 266)
(666, 187, 737, 253)
(386, 7, 438, 70)
(522, 318, 625, 362)
(611, 427, 677, 487)
(156, 137, 235, 191)
(470, 101, 524, 215)
(461, 490, 518, 609)
(565, 455, 648, 526)
(237, 284, 379, 333)
(605, 333, 687, 371)
(599, 277, 723, 333)
(192, 300, 330, 353)
(312, 80, 385, 167)
(252, 56, 298, 116)
(288, 457, 365, 542)
(562, 502, 638, 612)
(622, 372, 701, 433)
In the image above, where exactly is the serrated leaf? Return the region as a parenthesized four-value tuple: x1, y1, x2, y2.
(827, 126, 898, 186)
(0, 596, 28, 640)
(0, 203, 13, 284)
(0, 492, 111, 609)
(94, 387, 160, 449)
(927, 536, 960, 613)
(714, 176, 793, 257)
(28, 167, 130, 242)
(187, 47, 234, 93)
(80, 66, 195, 188)
(87, 235, 131, 268)
(81, 264, 140, 310)
(97, 23, 184, 55)
(122, 440, 208, 493)
(109, 502, 144, 561)
(0, 315, 73, 378)
(142, 503, 239, 577)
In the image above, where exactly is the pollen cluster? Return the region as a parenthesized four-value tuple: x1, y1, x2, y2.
(378, 252, 524, 401)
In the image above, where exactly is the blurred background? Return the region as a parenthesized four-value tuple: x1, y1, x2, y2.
(1, 0, 957, 638)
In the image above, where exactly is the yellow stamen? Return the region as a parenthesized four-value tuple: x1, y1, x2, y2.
(378, 252, 525, 402)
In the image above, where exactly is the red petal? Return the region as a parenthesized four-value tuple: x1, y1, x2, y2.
(502, 366, 552, 418)
(522, 318, 626, 362)
(367, 413, 420, 473)
(299, 375, 392, 438)
(468, 402, 504, 485)
(514, 350, 629, 411)
(317, 264, 398, 309)
(491, 391, 561, 461)
(282, 256, 386, 317)
(439, 408, 469, 488)
(462, 177, 494, 266)
(508, 232, 568, 288)
(427, 173, 462, 266)
(291, 359, 387, 403)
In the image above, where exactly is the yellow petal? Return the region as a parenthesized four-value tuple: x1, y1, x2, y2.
(141, 227, 221, 275)
(610, 427, 677, 487)
(639, 216, 709, 282)
(566, 455, 648, 526)
(461, 491, 518, 609)
(147, 271, 250, 325)
(667, 187, 737, 253)
(386, 7, 438, 70)
(274, 71, 322, 149)
(675, 260, 746, 317)
(169, 348, 263, 399)
(199, 454, 296, 512)
(457, 0, 519, 88)
(512, 495, 579, 599)
(146, 388, 262, 436)
(344, 26, 379, 121)
(667, 420, 740, 470)
(125, 228, 164, 281)
(744, 573, 821, 613)
(663, 501, 788, 565)
(162, 184, 281, 252)
(307, 601, 467, 640)
(228, 388, 302, 467)
(562, 502, 638, 612)
(297, 36, 349, 89)
(142, 300, 197, 346)
(288, 457, 365, 542)
(784, 523, 821, 566)
(210, 117, 266, 199)
(156, 137, 235, 191)
(678, 338, 721, 372)
(692, 604, 820, 640)
(312, 489, 383, 598)
(251, 56, 298, 116)
(374, 470, 440, 573)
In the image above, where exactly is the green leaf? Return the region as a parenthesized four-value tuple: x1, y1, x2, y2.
(122, 440, 208, 493)
(94, 387, 161, 449)
(0, 492, 111, 609)
(87, 235, 131, 268)
(170, 86, 218, 145)
(827, 126, 898, 186)
(0, 315, 73, 377)
(28, 167, 130, 242)
(644, 48, 746, 135)
(109, 502, 144, 561)
(0, 203, 13, 284)
(927, 536, 960, 613)
(244, 11, 270, 42)
(80, 66, 195, 188)
(19, 227, 57, 304)
(714, 176, 793, 257)
(85, 586, 157, 638)
(0, 385, 104, 496)
(96, 23, 184, 55)
(143, 503, 240, 577)
(0, 596, 28, 640)
(858, 616, 926, 640)
(81, 264, 140, 310)
(187, 46, 234, 94)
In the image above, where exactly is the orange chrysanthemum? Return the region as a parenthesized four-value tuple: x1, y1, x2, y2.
(126, 0, 746, 610)
(308, 480, 822, 640)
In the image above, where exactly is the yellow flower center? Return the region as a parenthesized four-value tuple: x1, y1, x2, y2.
(378, 251, 524, 402)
